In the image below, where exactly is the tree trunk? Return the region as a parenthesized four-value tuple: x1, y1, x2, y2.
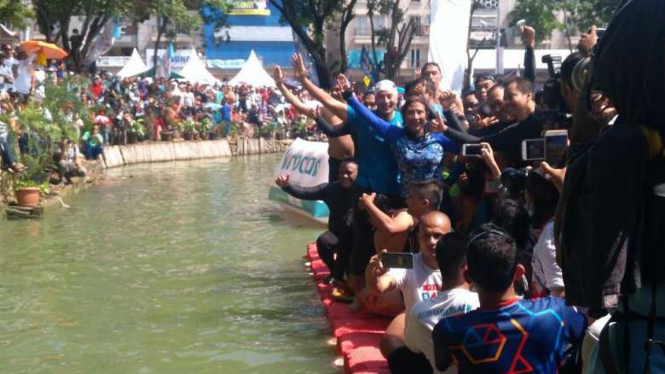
(34, 4, 53, 43)
(563, 13, 574, 53)
(154, 17, 168, 72)
(338, 0, 358, 74)
(80, 16, 107, 62)
(368, 8, 381, 80)
(59, 19, 70, 52)
(385, 16, 416, 82)
(268, 0, 332, 87)
(314, 59, 331, 89)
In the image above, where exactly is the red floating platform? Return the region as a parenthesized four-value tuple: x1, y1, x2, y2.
(306, 242, 391, 374)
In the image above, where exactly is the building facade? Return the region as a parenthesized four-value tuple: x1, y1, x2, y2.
(339, 0, 577, 83)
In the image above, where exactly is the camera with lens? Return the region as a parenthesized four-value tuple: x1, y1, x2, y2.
(539, 55, 574, 129)
(541, 55, 566, 111)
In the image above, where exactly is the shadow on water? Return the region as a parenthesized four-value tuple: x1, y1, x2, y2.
(0, 154, 338, 374)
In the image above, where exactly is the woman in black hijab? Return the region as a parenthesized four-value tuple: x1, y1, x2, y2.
(593, 0, 665, 130)
(557, 0, 665, 372)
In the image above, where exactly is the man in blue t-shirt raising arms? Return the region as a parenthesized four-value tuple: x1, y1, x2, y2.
(433, 224, 588, 373)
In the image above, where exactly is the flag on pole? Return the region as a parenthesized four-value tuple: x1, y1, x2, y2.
(83, 19, 120, 66)
(429, 0, 472, 93)
(157, 43, 175, 79)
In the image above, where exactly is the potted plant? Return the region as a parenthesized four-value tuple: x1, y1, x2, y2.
(258, 121, 278, 139)
(181, 118, 197, 141)
(200, 118, 211, 140)
(291, 116, 308, 139)
(127, 118, 145, 144)
(160, 105, 178, 141)
(11, 116, 53, 207)
(220, 121, 241, 140)
(160, 130, 175, 141)
(8, 78, 82, 207)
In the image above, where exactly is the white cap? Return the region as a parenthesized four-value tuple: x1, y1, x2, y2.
(374, 79, 398, 96)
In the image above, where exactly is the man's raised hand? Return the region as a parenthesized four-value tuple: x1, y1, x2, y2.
(272, 65, 284, 85)
(275, 174, 290, 188)
(358, 192, 377, 209)
(291, 54, 309, 81)
(336, 74, 353, 94)
(520, 25, 536, 48)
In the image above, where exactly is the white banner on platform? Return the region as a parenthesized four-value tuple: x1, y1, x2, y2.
(274, 139, 329, 186)
(429, 0, 472, 93)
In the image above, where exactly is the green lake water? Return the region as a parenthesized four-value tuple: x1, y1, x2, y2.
(0, 155, 338, 374)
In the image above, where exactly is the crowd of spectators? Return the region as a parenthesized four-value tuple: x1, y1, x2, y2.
(276, 0, 665, 372)
(0, 45, 325, 189)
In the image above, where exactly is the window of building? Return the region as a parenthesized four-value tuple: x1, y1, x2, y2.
(356, 16, 369, 35)
(411, 16, 423, 36)
(410, 48, 421, 68)
(373, 15, 386, 31)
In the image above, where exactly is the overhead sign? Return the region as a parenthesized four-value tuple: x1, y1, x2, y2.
(207, 59, 246, 69)
(228, 0, 271, 16)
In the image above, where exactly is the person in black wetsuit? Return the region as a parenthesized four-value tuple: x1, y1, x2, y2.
(441, 78, 544, 167)
(275, 158, 359, 284)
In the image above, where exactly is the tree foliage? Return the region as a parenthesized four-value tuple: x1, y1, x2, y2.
(269, 0, 358, 88)
(510, 0, 621, 44)
(509, 0, 561, 43)
(148, 0, 229, 67)
(367, 0, 417, 82)
(32, 0, 229, 69)
(0, 0, 34, 29)
(560, 0, 621, 30)
(33, 0, 136, 50)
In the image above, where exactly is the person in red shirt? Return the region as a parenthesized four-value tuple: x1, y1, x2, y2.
(89, 76, 103, 99)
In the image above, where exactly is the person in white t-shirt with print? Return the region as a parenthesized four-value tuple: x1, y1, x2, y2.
(365, 211, 452, 371)
(404, 232, 480, 374)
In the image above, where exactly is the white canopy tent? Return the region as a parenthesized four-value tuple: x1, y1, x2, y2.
(178, 49, 219, 85)
(116, 48, 148, 78)
(228, 50, 276, 87)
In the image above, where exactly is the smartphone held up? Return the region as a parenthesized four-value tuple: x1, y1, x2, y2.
(462, 144, 483, 157)
(521, 130, 569, 166)
(381, 252, 414, 269)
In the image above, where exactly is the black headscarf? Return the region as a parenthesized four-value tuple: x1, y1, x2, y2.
(593, 0, 665, 130)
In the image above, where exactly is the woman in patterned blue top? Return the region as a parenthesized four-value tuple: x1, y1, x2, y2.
(337, 75, 460, 197)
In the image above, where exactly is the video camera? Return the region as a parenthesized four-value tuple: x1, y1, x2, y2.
(541, 55, 565, 111)
(539, 54, 574, 129)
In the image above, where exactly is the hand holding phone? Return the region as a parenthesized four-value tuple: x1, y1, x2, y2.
(367, 253, 389, 277)
(544, 130, 568, 166)
(522, 138, 545, 161)
(381, 252, 414, 269)
(462, 144, 483, 157)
